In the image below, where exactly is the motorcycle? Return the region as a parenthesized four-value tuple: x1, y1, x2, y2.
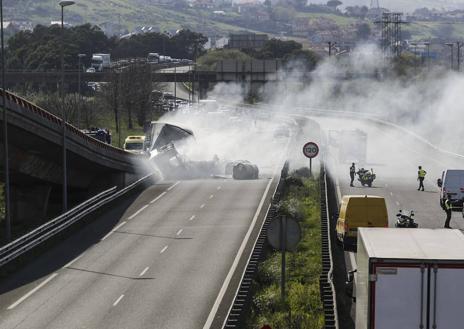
(357, 168, 376, 187)
(395, 210, 419, 228)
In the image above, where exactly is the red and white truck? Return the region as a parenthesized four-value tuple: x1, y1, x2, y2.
(356, 228, 464, 329)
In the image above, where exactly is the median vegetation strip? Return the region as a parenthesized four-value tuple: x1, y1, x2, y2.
(247, 168, 324, 329)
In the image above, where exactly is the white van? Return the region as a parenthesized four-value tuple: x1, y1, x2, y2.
(438, 169, 464, 210)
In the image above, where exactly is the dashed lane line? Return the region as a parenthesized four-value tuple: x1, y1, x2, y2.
(113, 294, 124, 307)
(160, 246, 168, 254)
(176, 229, 183, 236)
(7, 273, 59, 310)
(189, 215, 196, 221)
(200, 204, 205, 209)
(139, 267, 149, 277)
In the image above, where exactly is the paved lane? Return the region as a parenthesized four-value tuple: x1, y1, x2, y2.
(0, 178, 273, 329)
(318, 117, 464, 230)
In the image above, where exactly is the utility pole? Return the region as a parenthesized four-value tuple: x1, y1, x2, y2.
(77, 53, 85, 129)
(328, 41, 336, 56)
(445, 43, 454, 70)
(1, 0, 11, 242)
(59, 0, 75, 213)
(457, 42, 463, 72)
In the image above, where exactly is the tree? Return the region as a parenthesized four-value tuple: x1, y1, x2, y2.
(284, 49, 320, 71)
(356, 23, 371, 40)
(254, 39, 302, 59)
(327, 0, 342, 9)
(197, 49, 252, 70)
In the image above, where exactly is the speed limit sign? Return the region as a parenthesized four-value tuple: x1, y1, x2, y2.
(303, 142, 319, 159)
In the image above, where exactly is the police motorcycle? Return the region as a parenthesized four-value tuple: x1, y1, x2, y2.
(357, 168, 376, 187)
(395, 210, 419, 228)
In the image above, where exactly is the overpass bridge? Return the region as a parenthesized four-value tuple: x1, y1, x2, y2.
(0, 90, 147, 229)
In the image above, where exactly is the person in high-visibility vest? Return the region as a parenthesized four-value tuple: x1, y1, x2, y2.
(417, 166, 426, 191)
(444, 194, 453, 228)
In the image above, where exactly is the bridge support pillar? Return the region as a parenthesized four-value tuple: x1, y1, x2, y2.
(10, 184, 52, 224)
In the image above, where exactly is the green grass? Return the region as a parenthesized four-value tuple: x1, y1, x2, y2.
(296, 12, 358, 26)
(247, 172, 324, 329)
(9, 0, 257, 36)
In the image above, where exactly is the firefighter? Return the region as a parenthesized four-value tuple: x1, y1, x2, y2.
(350, 163, 356, 187)
(417, 166, 426, 191)
(444, 194, 453, 229)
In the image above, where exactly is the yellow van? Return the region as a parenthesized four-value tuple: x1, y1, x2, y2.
(123, 136, 146, 154)
(336, 195, 388, 251)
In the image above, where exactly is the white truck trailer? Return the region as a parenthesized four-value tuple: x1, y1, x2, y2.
(356, 228, 464, 329)
(91, 53, 111, 72)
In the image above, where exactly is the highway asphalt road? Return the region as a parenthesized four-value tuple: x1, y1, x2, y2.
(0, 177, 274, 329)
(318, 117, 464, 231)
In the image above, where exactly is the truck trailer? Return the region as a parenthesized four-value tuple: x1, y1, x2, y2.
(356, 228, 464, 329)
(91, 53, 111, 72)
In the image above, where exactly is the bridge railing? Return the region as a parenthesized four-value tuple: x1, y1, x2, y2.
(1, 90, 135, 156)
(0, 173, 154, 268)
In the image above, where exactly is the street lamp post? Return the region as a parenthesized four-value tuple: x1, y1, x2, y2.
(77, 53, 85, 129)
(457, 42, 463, 72)
(410, 42, 418, 73)
(59, 0, 75, 213)
(445, 42, 454, 70)
(423, 41, 430, 71)
(1, 0, 11, 242)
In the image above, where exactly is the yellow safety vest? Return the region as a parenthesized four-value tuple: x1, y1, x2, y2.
(445, 199, 453, 211)
(418, 169, 426, 178)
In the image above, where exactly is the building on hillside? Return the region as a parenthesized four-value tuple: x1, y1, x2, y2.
(227, 33, 269, 49)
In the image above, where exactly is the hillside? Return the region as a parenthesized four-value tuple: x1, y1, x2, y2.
(4, 0, 253, 36)
(310, 0, 464, 12)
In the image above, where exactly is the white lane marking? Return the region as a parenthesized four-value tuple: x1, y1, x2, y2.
(150, 192, 167, 204)
(206, 175, 274, 329)
(167, 181, 180, 191)
(128, 205, 149, 220)
(390, 192, 393, 196)
(160, 245, 168, 254)
(139, 267, 149, 277)
(176, 229, 183, 236)
(209, 194, 214, 199)
(217, 186, 222, 191)
(200, 204, 205, 209)
(63, 254, 83, 268)
(189, 215, 196, 221)
(7, 273, 59, 310)
(101, 221, 127, 241)
(385, 184, 389, 188)
(113, 294, 124, 307)
(395, 201, 400, 206)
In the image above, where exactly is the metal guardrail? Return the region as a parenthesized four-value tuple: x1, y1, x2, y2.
(223, 162, 289, 328)
(0, 89, 137, 156)
(0, 173, 154, 268)
(320, 163, 339, 329)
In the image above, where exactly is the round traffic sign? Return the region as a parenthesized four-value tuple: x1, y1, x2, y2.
(303, 142, 319, 159)
(267, 217, 302, 252)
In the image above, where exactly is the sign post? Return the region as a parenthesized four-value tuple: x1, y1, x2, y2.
(267, 215, 302, 301)
(303, 142, 319, 176)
